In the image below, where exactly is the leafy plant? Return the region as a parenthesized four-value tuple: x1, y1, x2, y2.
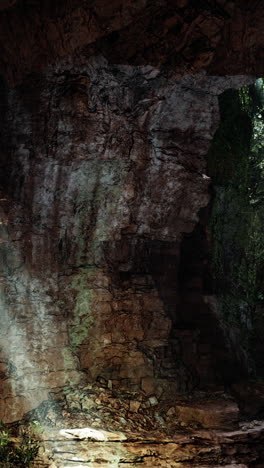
(29, 420, 44, 436)
(0, 421, 39, 467)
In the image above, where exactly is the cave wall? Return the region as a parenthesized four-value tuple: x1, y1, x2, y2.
(0, 57, 252, 422)
(0, 0, 263, 85)
(0, 0, 263, 424)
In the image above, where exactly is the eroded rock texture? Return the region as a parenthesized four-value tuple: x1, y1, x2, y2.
(0, 0, 263, 466)
(0, 0, 263, 85)
(1, 58, 252, 421)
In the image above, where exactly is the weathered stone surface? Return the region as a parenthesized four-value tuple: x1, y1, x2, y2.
(174, 399, 240, 429)
(0, 1, 263, 85)
(31, 420, 264, 467)
(0, 1, 263, 466)
(3, 382, 259, 467)
(231, 381, 264, 418)
(0, 61, 253, 422)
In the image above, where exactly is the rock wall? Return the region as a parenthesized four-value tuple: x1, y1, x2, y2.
(0, 1, 263, 85)
(0, 0, 263, 447)
(0, 54, 253, 422)
(0, 2, 263, 467)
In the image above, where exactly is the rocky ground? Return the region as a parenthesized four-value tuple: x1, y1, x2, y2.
(6, 382, 264, 467)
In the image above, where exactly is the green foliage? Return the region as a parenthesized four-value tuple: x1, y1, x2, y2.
(0, 421, 39, 468)
(208, 80, 264, 376)
(28, 420, 44, 436)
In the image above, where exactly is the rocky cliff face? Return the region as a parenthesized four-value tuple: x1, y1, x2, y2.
(1, 59, 252, 421)
(0, 0, 263, 466)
